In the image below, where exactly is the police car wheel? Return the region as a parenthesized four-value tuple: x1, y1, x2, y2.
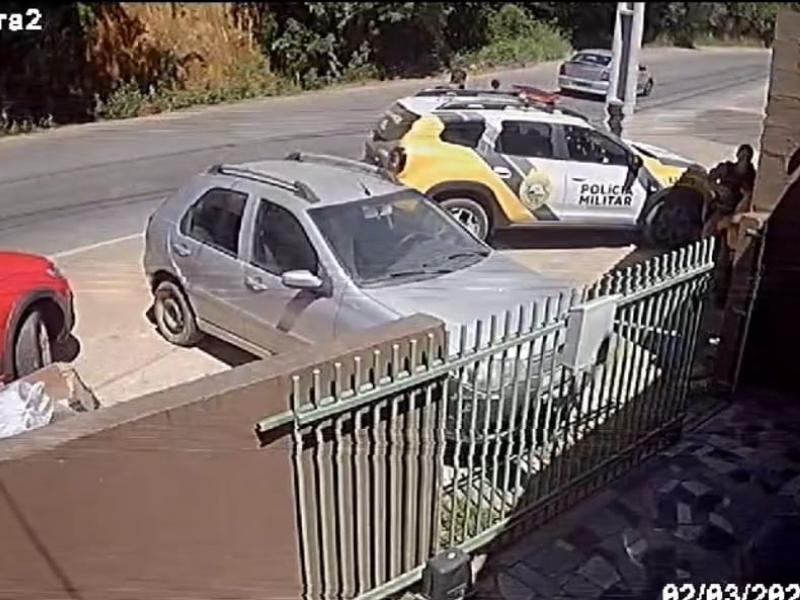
(440, 198, 490, 241)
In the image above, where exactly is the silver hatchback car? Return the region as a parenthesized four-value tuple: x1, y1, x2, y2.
(143, 154, 571, 360)
(558, 49, 654, 98)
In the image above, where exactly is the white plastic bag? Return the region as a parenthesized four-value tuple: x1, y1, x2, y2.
(0, 380, 54, 439)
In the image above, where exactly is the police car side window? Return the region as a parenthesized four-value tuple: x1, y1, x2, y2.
(496, 121, 554, 158)
(565, 126, 629, 166)
(441, 122, 485, 148)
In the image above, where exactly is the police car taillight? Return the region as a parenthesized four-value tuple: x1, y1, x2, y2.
(388, 148, 406, 174)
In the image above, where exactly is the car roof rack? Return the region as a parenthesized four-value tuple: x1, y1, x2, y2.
(206, 163, 321, 203)
(414, 87, 521, 99)
(284, 151, 397, 183)
(442, 99, 588, 120)
(438, 99, 522, 111)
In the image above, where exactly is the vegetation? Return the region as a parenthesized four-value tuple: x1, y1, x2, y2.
(1, 2, 798, 135)
(453, 4, 571, 69)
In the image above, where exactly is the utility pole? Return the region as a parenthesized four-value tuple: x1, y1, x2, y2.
(605, 2, 645, 137)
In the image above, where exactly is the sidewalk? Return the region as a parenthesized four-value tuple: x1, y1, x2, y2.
(474, 390, 800, 598)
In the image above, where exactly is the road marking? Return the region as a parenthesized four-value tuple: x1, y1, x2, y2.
(52, 232, 143, 259)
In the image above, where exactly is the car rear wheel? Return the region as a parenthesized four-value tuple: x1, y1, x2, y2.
(439, 197, 491, 241)
(153, 280, 202, 347)
(13, 310, 53, 378)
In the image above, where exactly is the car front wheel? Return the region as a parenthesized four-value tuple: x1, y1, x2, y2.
(439, 197, 491, 241)
(153, 280, 202, 347)
(13, 310, 53, 378)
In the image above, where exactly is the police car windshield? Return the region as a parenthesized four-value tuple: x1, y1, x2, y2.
(310, 192, 489, 287)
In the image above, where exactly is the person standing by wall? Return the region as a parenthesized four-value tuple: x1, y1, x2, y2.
(703, 144, 757, 306)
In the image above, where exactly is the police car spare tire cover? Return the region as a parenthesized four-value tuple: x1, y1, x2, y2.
(519, 170, 552, 212)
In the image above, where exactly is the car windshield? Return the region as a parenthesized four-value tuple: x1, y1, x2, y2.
(310, 191, 490, 287)
(573, 53, 611, 67)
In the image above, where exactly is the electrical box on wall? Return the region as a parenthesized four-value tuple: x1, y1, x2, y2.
(560, 295, 621, 371)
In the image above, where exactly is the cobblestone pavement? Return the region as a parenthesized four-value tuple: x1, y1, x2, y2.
(473, 391, 800, 599)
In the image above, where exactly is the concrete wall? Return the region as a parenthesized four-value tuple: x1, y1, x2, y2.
(0, 314, 445, 600)
(752, 10, 800, 212)
(714, 10, 800, 393)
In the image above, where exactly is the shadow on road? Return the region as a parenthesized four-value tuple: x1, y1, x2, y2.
(493, 228, 639, 250)
(197, 337, 257, 368)
(144, 306, 258, 368)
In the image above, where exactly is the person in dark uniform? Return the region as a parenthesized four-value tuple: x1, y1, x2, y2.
(708, 144, 757, 218)
(450, 68, 467, 90)
(705, 144, 758, 306)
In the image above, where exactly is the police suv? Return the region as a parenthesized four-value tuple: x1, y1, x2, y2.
(364, 88, 694, 242)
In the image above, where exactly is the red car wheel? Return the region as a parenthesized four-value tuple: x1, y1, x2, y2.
(13, 310, 52, 378)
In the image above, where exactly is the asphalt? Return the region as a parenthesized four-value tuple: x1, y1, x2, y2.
(0, 46, 771, 405)
(0, 47, 769, 257)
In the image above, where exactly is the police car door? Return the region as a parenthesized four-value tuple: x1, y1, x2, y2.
(562, 125, 647, 225)
(488, 119, 568, 222)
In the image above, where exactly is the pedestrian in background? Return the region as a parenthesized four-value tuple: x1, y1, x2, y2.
(450, 68, 467, 90)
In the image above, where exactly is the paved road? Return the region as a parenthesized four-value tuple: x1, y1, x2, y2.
(0, 47, 768, 256)
(0, 47, 770, 405)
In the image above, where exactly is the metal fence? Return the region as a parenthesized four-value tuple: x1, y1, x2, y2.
(256, 238, 716, 600)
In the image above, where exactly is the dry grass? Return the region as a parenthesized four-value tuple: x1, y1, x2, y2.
(86, 2, 269, 94)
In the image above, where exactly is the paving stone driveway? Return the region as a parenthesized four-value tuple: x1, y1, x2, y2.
(472, 390, 800, 599)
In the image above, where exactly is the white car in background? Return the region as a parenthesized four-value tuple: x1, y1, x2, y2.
(558, 49, 655, 98)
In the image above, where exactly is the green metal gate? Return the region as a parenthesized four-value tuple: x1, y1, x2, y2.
(256, 238, 715, 600)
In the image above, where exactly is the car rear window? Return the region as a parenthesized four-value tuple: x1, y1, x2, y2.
(573, 53, 612, 67)
(372, 103, 420, 142)
(440, 121, 485, 148)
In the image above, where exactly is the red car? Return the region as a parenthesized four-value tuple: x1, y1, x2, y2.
(0, 251, 74, 384)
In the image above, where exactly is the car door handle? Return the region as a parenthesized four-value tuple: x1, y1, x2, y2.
(245, 276, 269, 292)
(493, 166, 512, 179)
(171, 242, 192, 257)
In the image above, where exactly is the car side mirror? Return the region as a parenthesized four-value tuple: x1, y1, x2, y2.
(281, 269, 323, 291)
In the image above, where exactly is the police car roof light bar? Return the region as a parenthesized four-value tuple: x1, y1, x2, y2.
(511, 84, 560, 106)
